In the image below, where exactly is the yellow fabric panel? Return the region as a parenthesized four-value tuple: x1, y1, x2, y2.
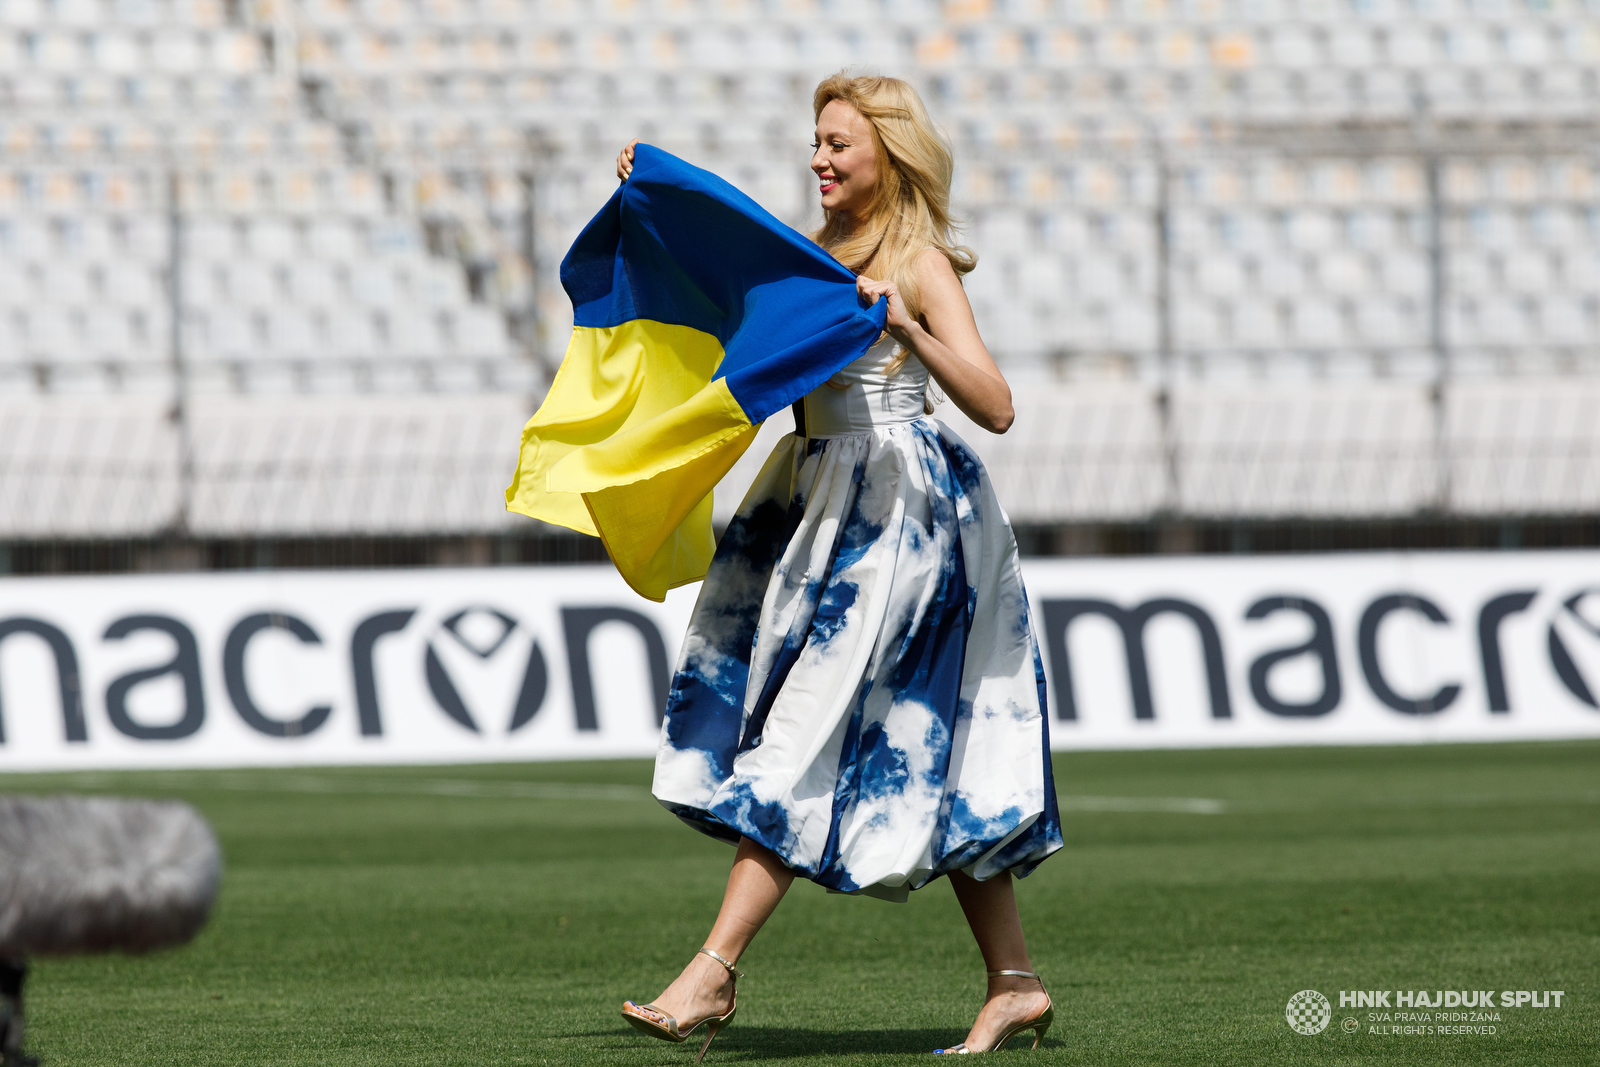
(555, 379, 758, 601)
(505, 321, 760, 601)
(504, 321, 727, 538)
(580, 416, 759, 601)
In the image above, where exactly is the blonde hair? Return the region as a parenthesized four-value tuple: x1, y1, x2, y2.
(811, 72, 976, 334)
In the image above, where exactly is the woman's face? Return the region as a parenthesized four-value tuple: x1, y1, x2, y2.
(811, 99, 878, 218)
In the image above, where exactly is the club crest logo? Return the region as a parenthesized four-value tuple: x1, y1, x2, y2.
(1286, 990, 1331, 1035)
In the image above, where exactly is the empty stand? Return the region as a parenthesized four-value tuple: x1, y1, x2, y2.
(2, 0, 1599, 533)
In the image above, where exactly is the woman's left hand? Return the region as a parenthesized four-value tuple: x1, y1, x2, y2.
(856, 274, 913, 335)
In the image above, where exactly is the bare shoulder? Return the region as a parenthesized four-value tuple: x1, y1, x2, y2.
(913, 247, 983, 343)
(915, 246, 959, 284)
(915, 248, 969, 311)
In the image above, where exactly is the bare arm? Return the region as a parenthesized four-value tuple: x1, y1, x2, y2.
(856, 249, 1014, 434)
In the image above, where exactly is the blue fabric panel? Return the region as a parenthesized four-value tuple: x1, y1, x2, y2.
(817, 527, 972, 893)
(926, 430, 1063, 881)
(660, 493, 794, 783)
(559, 144, 887, 424)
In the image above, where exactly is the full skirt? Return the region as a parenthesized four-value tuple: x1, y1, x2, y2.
(653, 418, 1062, 901)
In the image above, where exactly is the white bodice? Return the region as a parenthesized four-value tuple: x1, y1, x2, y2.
(802, 334, 928, 436)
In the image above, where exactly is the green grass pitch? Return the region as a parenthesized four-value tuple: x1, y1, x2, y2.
(4, 741, 1596, 1066)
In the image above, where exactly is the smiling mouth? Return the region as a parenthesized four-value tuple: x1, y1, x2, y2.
(819, 178, 839, 193)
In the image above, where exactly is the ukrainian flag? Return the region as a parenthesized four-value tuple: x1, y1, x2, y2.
(505, 145, 888, 601)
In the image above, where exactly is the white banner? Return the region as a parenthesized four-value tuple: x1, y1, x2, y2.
(2, 552, 1599, 771)
(1025, 552, 1600, 748)
(0, 567, 696, 771)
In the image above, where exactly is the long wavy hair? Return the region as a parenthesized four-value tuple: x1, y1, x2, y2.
(811, 73, 976, 356)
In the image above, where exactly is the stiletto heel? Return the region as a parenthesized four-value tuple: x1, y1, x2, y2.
(695, 1014, 730, 1064)
(622, 947, 742, 1062)
(1020, 1003, 1053, 1048)
(933, 969, 1054, 1054)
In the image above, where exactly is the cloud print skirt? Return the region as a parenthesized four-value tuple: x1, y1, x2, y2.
(652, 417, 1063, 901)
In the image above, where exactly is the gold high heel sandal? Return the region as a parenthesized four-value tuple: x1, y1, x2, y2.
(933, 969, 1054, 1054)
(621, 947, 742, 1063)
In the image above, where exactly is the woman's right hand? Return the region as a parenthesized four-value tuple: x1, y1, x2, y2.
(616, 139, 639, 181)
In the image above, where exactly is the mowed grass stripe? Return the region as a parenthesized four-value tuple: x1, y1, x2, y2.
(5, 741, 1596, 1066)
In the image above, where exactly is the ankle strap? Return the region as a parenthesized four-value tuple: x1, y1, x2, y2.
(698, 947, 745, 979)
(987, 969, 1042, 980)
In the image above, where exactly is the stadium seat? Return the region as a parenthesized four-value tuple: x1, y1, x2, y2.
(1193, 253, 1244, 298)
(309, 217, 360, 259)
(205, 308, 259, 359)
(1174, 298, 1223, 350)
(1539, 297, 1591, 344)
(449, 306, 511, 356)
(384, 308, 441, 357)
(1290, 298, 1348, 347)
(349, 262, 399, 306)
(25, 308, 77, 359)
(1354, 299, 1421, 346)
(267, 308, 318, 357)
(84, 307, 134, 355)
(1232, 299, 1285, 348)
(329, 308, 380, 357)
(227, 261, 279, 306)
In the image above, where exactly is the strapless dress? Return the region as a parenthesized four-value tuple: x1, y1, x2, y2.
(651, 334, 1062, 901)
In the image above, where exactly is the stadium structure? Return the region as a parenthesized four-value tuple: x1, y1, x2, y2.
(2, 0, 1599, 571)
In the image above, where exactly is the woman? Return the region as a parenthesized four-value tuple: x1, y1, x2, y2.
(614, 73, 1063, 1058)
